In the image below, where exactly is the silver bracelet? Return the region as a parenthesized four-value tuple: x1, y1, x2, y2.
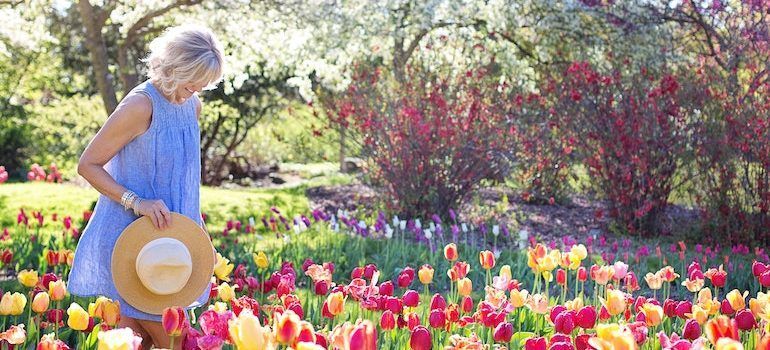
(121, 190, 136, 209)
(132, 198, 143, 216)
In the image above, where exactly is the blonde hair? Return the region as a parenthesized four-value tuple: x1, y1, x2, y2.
(144, 25, 224, 96)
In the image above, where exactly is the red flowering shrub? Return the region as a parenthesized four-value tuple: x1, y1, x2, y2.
(544, 61, 697, 235)
(331, 65, 517, 216)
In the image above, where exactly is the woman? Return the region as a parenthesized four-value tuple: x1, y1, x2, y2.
(69, 24, 224, 348)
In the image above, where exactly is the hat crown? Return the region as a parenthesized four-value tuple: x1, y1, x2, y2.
(135, 237, 193, 295)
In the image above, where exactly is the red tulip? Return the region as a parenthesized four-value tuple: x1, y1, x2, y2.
(752, 261, 767, 277)
(444, 243, 458, 262)
(380, 310, 396, 331)
(162, 307, 186, 337)
(403, 290, 419, 308)
(550, 334, 571, 345)
(461, 296, 473, 314)
(711, 271, 727, 288)
(549, 342, 575, 350)
(575, 334, 591, 350)
(683, 318, 701, 340)
(720, 299, 735, 315)
(379, 281, 394, 296)
(349, 320, 377, 350)
(525, 337, 547, 350)
(675, 301, 692, 319)
(445, 304, 459, 323)
(428, 309, 445, 329)
(577, 267, 587, 282)
(364, 264, 378, 280)
(761, 271, 770, 288)
(410, 326, 432, 350)
(663, 299, 677, 318)
(479, 250, 495, 270)
(554, 311, 576, 334)
(398, 271, 414, 288)
(351, 267, 364, 279)
(550, 305, 567, 324)
(314, 280, 329, 295)
(385, 297, 403, 315)
(556, 269, 567, 286)
(576, 306, 597, 329)
(493, 322, 513, 343)
(735, 309, 756, 331)
(406, 312, 421, 331)
(429, 294, 446, 311)
(1, 249, 12, 264)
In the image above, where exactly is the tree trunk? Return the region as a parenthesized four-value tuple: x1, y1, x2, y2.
(339, 125, 347, 172)
(77, 0, 118, 114)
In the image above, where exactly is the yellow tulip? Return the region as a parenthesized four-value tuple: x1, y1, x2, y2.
(67, 302, 90, 331)
(228, 309, 275, 350)
(253, 251, 269, 269)
(715, 338, 744, 350)
(214, 253, 234, 282)
(97, 327, 142, 350)
(510, 289, 529, 308)
(326, 291, 345, 316)
(588, 324, 637, 350)
(601, 289, 626, 316)
(499, 265, 512, 281)
(296, 342, 325, 350)
(418, 265, 434, 285)
(570, 244, 588, 260)
(218, 282, 236, 302)
(565, 296, 584, 311)
(641, 303, 664, 327)
(457, 278, 472, 297)
(89, 297, 120, 327)
(688, 304, 709, 325)
(17, 270, 38, 288)
(209, 301, 228, 313)
(726, 289, 748, 311)
(48, 280, 67, 301)
(0, 292, 25, 316)
(31, 292, 49, 314)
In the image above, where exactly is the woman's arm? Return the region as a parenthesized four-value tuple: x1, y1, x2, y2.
(77, 93, 172, 229)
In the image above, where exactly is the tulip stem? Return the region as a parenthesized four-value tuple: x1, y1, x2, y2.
(169, 335, 176, 350)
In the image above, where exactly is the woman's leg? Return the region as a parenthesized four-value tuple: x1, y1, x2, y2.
(137, 319, 187, 349)
(118, 316, 153, 349)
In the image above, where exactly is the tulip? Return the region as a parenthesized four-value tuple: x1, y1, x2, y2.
(380, 310, 396, 330)
(251, 251, 268, 270)
(715, 338, 744, 350)
(403, 290, 419, 308)
(600, 289, 626, 316)
(761, 271, 770, 288)
(162, 307, 186, 337)
(398, 269, 415, 288)
(0, 292, 26, 316)
(89, 297, 120, 327)
(325, 292, 344, 317)
(314, 280, 329, 296)
(32, 292, 50, 314)
(705, 315, 739, 346)
(349, 320, 377, 350)
(37, 333, 70, 350)
(493, 322, 513, 343)
(556, 269, 566, 286)
(641, 303, 664, 327)
(406, 312, 421, 331)
(429, 294, 446, 311)
(675, 301, 692, 319)
(217, 282, 236, 302)
(457, 278, 472, 297)
(0, 324, 26, 345)
(379, 281, 394, 296)
(273, 310, 301, 345)
(479, 250, 495, 270)
(385, 297, 403, 314)
(418, 265, 434, 285)
(428, 309, 445, 329)
(409, 326, 431, 350)
(550, 305, 567, 324)
(18, 269, 39, 288)
(214, 253, 234, 282)
(229, 309, 275, 350)
(720, 299, 735, 315)
(510, 289, 529, 308)
(734, 309, 756, 331)
(577, 267, 587, 282)
(576, 306, 597, 329)
(66, 303, 89, 331)
(644, 272, 663, 290)
(682, 318, 701, 340)
(297, 321, 316, 344)
(48, 280, 67, 301)
(554, 310, 576, 334)
(525, 337, 547, 350)
(588, 324, 636, 350)
(726, 289, 748, 311)
(97, 328, 142, 350)
(444, 243, 458, 262)
(461, 296, 473, 314)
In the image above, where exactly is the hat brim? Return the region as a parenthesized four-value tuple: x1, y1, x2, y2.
(112, 213, 215, 315)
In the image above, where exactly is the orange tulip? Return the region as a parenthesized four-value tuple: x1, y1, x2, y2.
(457, 278, 472, 297)
(31, 292, 49, 314)
(725, 289, 748, 311)
(641, 303, 664, 327)
(89, 297, 120, 327)
(588, 324, 636, 350)
(444, 243, 458, 262)
(600, 289, 626, 316)
(325, 292, 345, 317)
(162, 307, 186, 337)
(705, 315, 739, 346)
(48, 280, 66, 301)
(479, 250, 495, 270)
(273, 310, 301, 345)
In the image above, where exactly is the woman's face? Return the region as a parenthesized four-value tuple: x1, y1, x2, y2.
(173, 81, 208, 104)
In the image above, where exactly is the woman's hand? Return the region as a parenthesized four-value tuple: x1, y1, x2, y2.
(134, 199, 173, 230)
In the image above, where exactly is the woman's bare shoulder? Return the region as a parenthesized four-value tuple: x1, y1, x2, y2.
(110, 92, 153, 137)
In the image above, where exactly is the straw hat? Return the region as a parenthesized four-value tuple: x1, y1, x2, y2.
(112, 213, 215, 315)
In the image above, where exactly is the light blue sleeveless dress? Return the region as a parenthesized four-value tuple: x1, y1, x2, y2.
(69, 80, 209, 322)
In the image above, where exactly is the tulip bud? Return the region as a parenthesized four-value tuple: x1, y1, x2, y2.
(418, 265, 434, 285)
(735, 309, 756, 331)
(48, 280, 67, 301)
(428, 309, 445, 329)
(576, 306, 597, 329)
(32, 292, 49, 314)
(162, 307, 186, 337)
(406, 312, 421, 331)
(457, 278, 472, 297)
(403, 290, 419, 308)
(556, 269, 567, 286)
(444, 244, 458, 262)
(479, 250, 495, 270)
(379, 281, 394, 296)
(385, 297, 403, 315)
(525, 337, 547, 350)
(380, 310, 396, 331)
(720, 299, 735, 315)
(682, 318, 701, 340)
(675, 301, 692, 319)
(461, 296, 473, 314)
(554, 310, 576, 334)
(493, 322, 513, 343)
(429, 294, 446, 311)
(752, 261, 767, 277)
(409, 326, 431, 350)
(550, 305, 567, 324)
